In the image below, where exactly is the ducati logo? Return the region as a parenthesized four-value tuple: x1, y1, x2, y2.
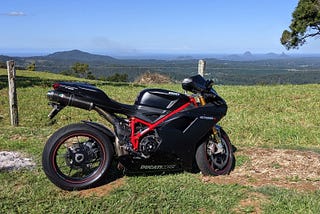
(140, 165, 176, 170)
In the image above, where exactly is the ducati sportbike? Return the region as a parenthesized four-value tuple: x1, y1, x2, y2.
(42, 75, 236, 190)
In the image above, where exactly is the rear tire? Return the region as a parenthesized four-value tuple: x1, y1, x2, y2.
(196, 129, 235, 176)
(42, 123, 114, 190)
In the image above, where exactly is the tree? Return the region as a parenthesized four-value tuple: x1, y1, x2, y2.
(26, 62, 36, 71)
(281, 0, 320, 49)
(106, 73, 128, 82)
(86, 71, 96, 80)
(0, 61, 6, 69)
(71, 62, 89, 78)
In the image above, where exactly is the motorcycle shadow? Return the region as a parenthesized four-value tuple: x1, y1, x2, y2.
(97, 162, 200, 188)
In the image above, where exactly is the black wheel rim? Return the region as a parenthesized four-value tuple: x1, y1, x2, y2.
(52, 133, 106, 184)
(207, 136, 230, 171)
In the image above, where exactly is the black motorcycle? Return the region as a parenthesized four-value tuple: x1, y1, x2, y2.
(42, 74, 236, 190)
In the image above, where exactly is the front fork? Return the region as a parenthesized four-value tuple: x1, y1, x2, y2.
(198, 96, 222, 144)
(199, 95, 236, 154)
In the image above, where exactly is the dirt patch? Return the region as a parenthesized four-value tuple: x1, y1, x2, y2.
(202, 148, 320, 192)
(135, 72, 172, 84)
(74, 148, 320, 198)
(234, 192, 269, 214)
(77, 177, 126, 197)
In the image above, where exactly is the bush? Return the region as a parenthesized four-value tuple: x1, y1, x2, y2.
(0, 61, 6, 69)
(106, 73, 128, 82)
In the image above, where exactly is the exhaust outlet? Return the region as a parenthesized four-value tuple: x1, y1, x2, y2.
(47, 90, 94, 110)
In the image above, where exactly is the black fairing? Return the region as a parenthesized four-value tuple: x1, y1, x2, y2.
(55, 82, 110, 102)
(182, 75, 208, 93)
(157, 103, 227, 169)
(119, 103, 228, 172)
(134, 89, 190, 121)
(135, 89, 190, 110)
(182, 75, 227, 106)
(118, 153, 183, 173)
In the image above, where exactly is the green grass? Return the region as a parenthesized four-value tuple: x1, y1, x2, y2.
(0, 171, 246, 213)
(0, 69, 320, 213)
(258, 186, 320, 213)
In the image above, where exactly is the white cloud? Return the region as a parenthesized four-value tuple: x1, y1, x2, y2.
(2, 11, 26, 16)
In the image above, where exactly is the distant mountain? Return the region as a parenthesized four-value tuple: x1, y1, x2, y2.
(1, 49, 320, 85)
(221, 51, 290, 61)
(175, 55, 194, 60)
(0, 50, 118, 73)
(46, 49, 117, 62)
(243, 51, 253, 57)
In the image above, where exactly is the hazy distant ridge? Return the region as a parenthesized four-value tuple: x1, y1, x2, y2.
(46, 49, 117, 62)
(1, 49, 320, 85)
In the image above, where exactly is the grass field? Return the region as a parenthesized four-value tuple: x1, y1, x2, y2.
(0, 69, 320, 213)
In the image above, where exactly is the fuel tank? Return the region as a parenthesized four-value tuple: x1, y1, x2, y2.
(135, 89, 190, 111)
(133, 89, 191, 122)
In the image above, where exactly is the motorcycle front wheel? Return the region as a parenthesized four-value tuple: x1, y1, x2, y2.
(42, 123, 114, 191)
(195, 128, 235, 176)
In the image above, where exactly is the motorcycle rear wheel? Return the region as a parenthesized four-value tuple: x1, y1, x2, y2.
(195, 128, 235, 176)
(42, 123, 114, 190)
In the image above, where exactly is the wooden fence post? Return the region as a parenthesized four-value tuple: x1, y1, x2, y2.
(198, 59, 206, 77)
(7, 60, 19, 126)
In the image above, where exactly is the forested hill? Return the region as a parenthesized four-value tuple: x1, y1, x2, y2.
(1, 49, 320, 85)
(45, 50, 117, 62)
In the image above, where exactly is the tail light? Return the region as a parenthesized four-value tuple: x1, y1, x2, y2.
(53, 83, 60, 90)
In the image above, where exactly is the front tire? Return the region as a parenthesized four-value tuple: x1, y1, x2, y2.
(42, 123, 114, 190)
(196, 128, 235, 176)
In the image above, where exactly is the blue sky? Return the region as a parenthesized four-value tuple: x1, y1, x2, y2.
(0, 0, 318, 56)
